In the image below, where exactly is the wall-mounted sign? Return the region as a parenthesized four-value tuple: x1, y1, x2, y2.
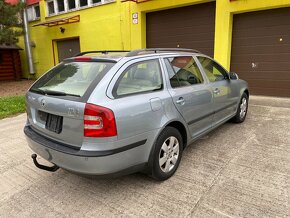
(132, 13, 138, 24)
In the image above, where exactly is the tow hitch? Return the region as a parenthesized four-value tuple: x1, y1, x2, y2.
(31, 154, 59, 172)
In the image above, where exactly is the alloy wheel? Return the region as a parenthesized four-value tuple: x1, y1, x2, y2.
(240, 97, 247, 119)
(159, 136, 180, 173)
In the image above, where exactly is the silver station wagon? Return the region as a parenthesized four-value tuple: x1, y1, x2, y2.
(24, 48, 249, 180)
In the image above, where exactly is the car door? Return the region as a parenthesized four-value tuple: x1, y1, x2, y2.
(163, 56, 214, 139)
(197, 56, 237, 126)
(106, 58, 173, 140)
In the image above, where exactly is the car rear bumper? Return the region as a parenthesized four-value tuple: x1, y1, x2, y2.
(24, 125, 152, 175)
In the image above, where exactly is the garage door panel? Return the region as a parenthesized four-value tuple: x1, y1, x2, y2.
(232, 35, 290, 47)
(231, 44, 290, 55)
(147, 30, 215, 41)
(146, 2, 215, 57)
(235, 71, 290, 81)
(148, 24, 215, 35)
(147, 16, 215, 29)
(149, 33, 214, 45)
(249, 87, 290, 97)
(247, 79, 290, 90)
(232, 25, 290, 39)
(231, 62, 290, 72)
(233, 9, 290, 30)
(231, 7, 290, 97)
(234, 17, 290, 31)
(231, 53, 290, 63)
(0, 65, 15, 70)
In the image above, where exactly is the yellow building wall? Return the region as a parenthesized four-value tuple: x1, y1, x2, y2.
(19, 0, 131, 78)
(19, 0, 290, 78)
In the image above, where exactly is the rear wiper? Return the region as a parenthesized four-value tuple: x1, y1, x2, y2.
(31, 88, 80, 97)
(43, 90, 81, 97)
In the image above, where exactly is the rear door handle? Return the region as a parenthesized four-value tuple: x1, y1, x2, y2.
(214, 88, 220, 95)
(176, 97, 185, 105)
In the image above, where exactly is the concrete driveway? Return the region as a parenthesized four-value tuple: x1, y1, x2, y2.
(0, 96, 289, 217)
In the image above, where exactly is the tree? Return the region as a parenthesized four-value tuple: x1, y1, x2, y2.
(0, 0, 25, 45)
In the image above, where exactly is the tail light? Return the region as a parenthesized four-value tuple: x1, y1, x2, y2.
(84, 103, 117, 137)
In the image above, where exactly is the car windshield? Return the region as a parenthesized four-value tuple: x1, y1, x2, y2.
(30, 61, 115, 97)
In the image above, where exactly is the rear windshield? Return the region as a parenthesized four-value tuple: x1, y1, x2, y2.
(30, 61, 114, 97)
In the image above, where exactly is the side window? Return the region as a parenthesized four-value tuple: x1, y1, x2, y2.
(197, 56, 228, 82)
(114, 59, 163, 97)
(164, 56, 204, 88)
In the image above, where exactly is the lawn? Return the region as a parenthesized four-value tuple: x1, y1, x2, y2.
(0, 96, 26, 119)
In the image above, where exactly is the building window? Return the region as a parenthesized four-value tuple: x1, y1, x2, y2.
(45, 0, 115, 17)
(79, 0, 88, 7)
(68, 0, 76, 10)
(57, 0, 65, 12)
(92, 0, 101, 4)
(47, 1, 55, 15)
(34, 5, 40, 18)
(27, 4, 41, 21)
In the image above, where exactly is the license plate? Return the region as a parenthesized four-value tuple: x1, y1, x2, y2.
(45, 113, 63, 134)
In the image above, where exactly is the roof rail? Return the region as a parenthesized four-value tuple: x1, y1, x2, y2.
(76, 50, 130, 56)
(126, 48, 200, 57)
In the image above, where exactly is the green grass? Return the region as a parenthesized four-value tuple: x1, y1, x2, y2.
(0, 96, 26, 119)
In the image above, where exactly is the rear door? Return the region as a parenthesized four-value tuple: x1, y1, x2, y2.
(197, 56, 237, 126)
(106, 58, 170, 140)
(163, 56, 214, 138)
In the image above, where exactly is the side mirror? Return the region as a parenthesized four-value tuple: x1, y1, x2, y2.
(229, 72, 239, 80)
(187, 75, 198, 84)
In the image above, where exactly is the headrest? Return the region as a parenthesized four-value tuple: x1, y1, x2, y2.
(134, 68, 151, 80)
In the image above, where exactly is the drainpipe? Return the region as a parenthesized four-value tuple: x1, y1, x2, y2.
(22, 0, 35, 75)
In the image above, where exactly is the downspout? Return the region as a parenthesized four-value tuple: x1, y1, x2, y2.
(22, 0, 35, 75)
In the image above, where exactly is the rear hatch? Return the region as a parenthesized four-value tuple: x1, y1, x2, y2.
(26, 59, 115, 148)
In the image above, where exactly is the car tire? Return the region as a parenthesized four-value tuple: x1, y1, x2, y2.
(232, 92, 249, 123)
(151, 127, 183, 181)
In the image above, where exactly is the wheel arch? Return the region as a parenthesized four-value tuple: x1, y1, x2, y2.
(147, 119, 189, 172)
(244, 89, 249, 97)
(165, 121, 188, 149)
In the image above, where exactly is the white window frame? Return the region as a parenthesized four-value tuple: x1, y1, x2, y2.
(27, 4, 41, 21)
(64, 0, 68, 11)
(46, 0, 56, 16)
(90, 0, 102, 6)
(66, 0, 77, 11)
(56, 0, 66, 13)
(79, 0, 89, 8)
(45, 0, 115, 17)
(75, 0, 80, 10)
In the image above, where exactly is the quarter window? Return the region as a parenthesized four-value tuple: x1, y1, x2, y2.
(197, 56, 228, 82)
(165, 56, 204, 88)
(114, 60, 163, 97)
